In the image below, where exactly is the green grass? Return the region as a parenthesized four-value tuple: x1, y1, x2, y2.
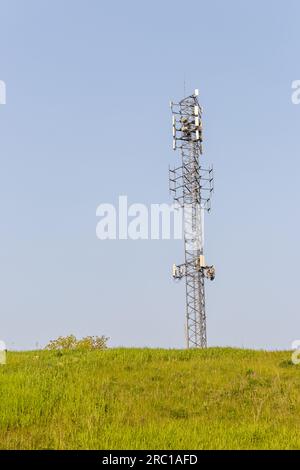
(0, 348, 299, 449)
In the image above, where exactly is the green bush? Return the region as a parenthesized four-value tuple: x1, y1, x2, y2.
(45, 334, 109, 351)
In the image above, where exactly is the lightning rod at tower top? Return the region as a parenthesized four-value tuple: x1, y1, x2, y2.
(169, 89, 215, 349)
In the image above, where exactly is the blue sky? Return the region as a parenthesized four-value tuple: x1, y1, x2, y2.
(0, 0, 299, 350)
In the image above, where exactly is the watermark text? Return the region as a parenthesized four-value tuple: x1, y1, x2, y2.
(0, 80, 6, 105)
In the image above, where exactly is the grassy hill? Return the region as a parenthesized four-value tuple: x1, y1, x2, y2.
(0, 348, 299, 450)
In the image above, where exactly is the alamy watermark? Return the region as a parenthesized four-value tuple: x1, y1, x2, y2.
(0, 341, 7, 365)
(96, 196, 205, 251)
(0, 80, 6, 105)
(291, 80, 300, 105)
(291, 340, 300, 365)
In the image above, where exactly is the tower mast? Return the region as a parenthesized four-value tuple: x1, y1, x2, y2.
(169, 89, 215, 349)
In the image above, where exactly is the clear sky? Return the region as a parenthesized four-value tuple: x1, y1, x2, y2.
(0, 0, 299, 350)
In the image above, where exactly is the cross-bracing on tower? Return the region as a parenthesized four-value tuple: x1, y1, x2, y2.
(169, 89, 215, 349)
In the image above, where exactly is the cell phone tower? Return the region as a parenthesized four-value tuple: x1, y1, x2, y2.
(169, 89, 215, 349)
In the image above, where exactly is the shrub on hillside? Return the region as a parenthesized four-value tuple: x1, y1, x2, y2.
(45, 334, 109, 351)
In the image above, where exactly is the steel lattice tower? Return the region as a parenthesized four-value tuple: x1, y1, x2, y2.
(169, 89, 215, 349)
